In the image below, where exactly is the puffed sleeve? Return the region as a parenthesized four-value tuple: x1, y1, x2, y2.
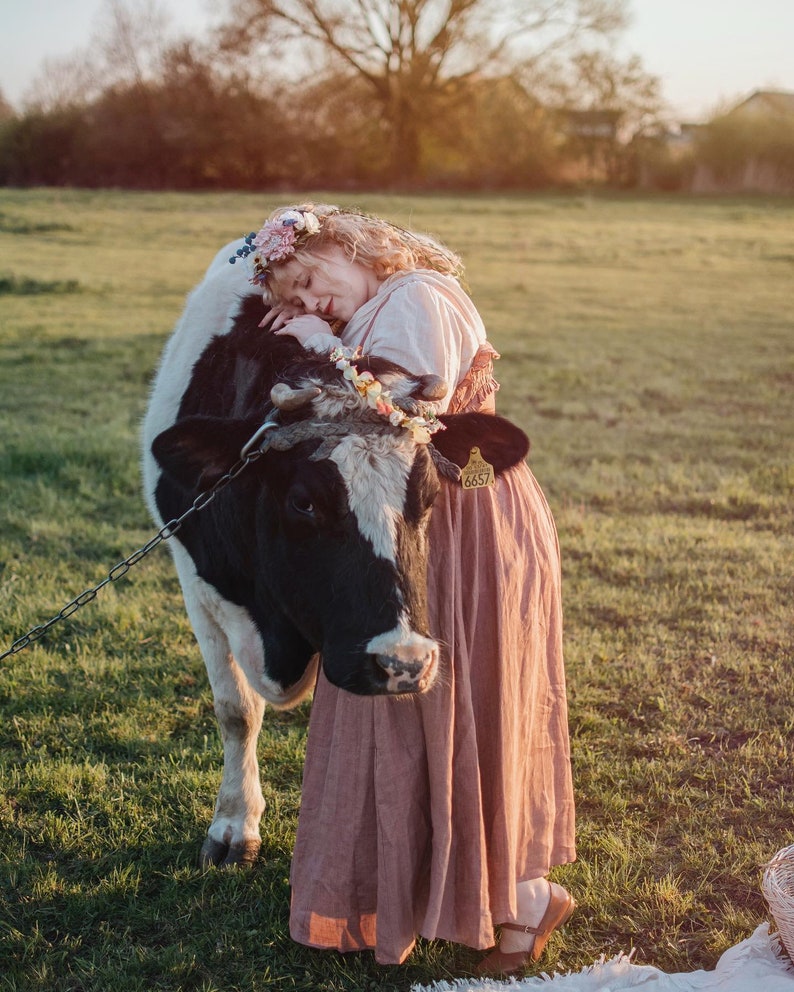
(361, 278, 483, 413)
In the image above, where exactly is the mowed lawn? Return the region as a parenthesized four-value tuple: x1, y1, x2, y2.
(0, 189, 792, 992)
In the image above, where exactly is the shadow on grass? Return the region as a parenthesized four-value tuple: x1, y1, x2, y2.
(1, 839, 479, 992)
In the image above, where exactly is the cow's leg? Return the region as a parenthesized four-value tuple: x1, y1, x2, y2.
(203, 648, 266, 869)
(182, 575, 266, 869)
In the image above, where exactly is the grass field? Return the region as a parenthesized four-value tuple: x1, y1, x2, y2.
(0, 189, 792, 992)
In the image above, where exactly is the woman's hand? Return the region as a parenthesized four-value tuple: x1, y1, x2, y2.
(260, 304, 305, 330)
(272, 314, 333, 345)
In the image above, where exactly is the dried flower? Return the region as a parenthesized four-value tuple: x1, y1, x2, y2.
(328, 347, 444, 444)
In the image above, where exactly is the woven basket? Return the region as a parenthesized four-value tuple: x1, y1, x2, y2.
(762, 843, 794, 961)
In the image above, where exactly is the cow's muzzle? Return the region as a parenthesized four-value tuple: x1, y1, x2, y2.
(367, 626, 439, 694)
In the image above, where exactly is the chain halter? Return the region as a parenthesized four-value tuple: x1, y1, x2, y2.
(0, 372, 459, 662)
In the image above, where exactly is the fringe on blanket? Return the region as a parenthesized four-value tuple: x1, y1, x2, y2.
(411, 924, 794, 992)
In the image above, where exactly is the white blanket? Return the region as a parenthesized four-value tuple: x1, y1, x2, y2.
(412, 925, 793, 992)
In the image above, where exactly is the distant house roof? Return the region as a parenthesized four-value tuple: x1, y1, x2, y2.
(729, 90, 794, 119)
(564, 108, 622, 138)
(660, 123, 703, 148)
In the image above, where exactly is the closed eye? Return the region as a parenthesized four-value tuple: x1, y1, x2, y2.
(289, 276, 312, 309)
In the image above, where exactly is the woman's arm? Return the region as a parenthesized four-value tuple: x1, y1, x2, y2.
(359, 279, 480, 412)
(269, 276, 484, 412)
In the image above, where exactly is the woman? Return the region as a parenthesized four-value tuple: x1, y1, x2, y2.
(231, 203, 576, 973)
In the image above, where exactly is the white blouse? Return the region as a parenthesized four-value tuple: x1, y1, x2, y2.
(301, 269, 487, 414)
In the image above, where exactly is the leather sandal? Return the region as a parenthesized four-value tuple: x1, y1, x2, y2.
(475, 881, 576, 977)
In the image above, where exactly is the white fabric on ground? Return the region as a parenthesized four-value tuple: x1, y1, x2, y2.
(412, 925, 793, 992)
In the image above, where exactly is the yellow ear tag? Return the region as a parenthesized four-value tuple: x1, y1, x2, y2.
(461, 446, 495, 490)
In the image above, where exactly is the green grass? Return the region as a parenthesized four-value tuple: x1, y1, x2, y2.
(1, 188, 793, 991)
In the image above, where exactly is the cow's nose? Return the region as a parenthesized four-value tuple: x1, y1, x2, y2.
(365, 624, 439, 694)
(375, 640, 439, 694)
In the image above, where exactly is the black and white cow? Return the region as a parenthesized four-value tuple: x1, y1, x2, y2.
(141, 242, 529, 867)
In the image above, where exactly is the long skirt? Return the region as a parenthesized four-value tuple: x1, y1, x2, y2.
(288, 440, 576, 964)
(289, 343, 575, 964)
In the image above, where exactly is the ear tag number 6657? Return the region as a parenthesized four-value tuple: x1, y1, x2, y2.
(461, 446, 495, 490)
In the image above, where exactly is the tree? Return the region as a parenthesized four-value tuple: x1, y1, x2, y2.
(80, 0, 177, 187)
(152, 41, 295, 188)
(419, 74, 562, 187)
(92, 0, 172, 89)
(221, 0, 630, 183)
(0, 89, 15, 122)
(23, 0, 172, 113)
(0, 108, 83, 185)
(518, 46, 663, 183)
(285, 69, 396, 185)
(692, 105, 794, 193)
(558, 50, 660, 129)
(23, 54, 99, 113)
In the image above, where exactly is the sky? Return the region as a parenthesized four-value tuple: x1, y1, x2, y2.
(1, 0, 793, 122)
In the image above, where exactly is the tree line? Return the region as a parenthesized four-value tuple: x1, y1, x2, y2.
(1, 0, 791, 192)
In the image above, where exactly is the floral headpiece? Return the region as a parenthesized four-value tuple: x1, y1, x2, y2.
(329, 347, 445, 445)
(229, 208, 324, 286)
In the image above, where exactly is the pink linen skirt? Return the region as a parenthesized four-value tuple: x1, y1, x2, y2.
(289, 357, 576, 964)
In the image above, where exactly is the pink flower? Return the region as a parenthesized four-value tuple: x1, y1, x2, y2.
(253, 221, 296, 262)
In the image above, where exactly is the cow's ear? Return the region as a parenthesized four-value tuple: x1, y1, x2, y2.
(432, 412, 530, 475)
(152, 416, 255, 489)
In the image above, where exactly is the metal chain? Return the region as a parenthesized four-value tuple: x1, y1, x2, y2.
(0, 404, 451, 663)
(0, 423, 278, 664)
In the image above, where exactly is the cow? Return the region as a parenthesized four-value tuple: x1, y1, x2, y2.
(141, 241, 530, 867)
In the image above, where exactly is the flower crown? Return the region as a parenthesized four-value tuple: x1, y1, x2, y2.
(229, 208, 325, 286)
(329, 347, 445, 445)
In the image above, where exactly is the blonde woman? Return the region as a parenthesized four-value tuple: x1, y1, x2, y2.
(231, 204, 576, 974)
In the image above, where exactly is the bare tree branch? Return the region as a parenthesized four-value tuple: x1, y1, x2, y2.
(222, 0, 631, 178)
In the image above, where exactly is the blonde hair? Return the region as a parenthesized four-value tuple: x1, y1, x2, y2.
(262, 203, 464, 305)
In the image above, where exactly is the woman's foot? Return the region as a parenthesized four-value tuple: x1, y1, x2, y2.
(475, 880, 576, 977)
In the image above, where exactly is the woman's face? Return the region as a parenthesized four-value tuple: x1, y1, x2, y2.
(275, 246, 381, 324)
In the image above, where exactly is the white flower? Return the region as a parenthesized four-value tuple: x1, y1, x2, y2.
(303, 211, 321, 234)
(279, 209, 304, 229)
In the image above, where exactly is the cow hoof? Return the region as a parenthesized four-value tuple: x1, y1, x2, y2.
(199, 836, 261, 869)
(199, 836, 229, 867)
(223, 840, 261, 868)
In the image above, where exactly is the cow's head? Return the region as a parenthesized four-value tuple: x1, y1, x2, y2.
(152, 366, 528, 696)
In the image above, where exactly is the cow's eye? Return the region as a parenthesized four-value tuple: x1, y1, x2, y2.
(290, 495, 315, 517)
